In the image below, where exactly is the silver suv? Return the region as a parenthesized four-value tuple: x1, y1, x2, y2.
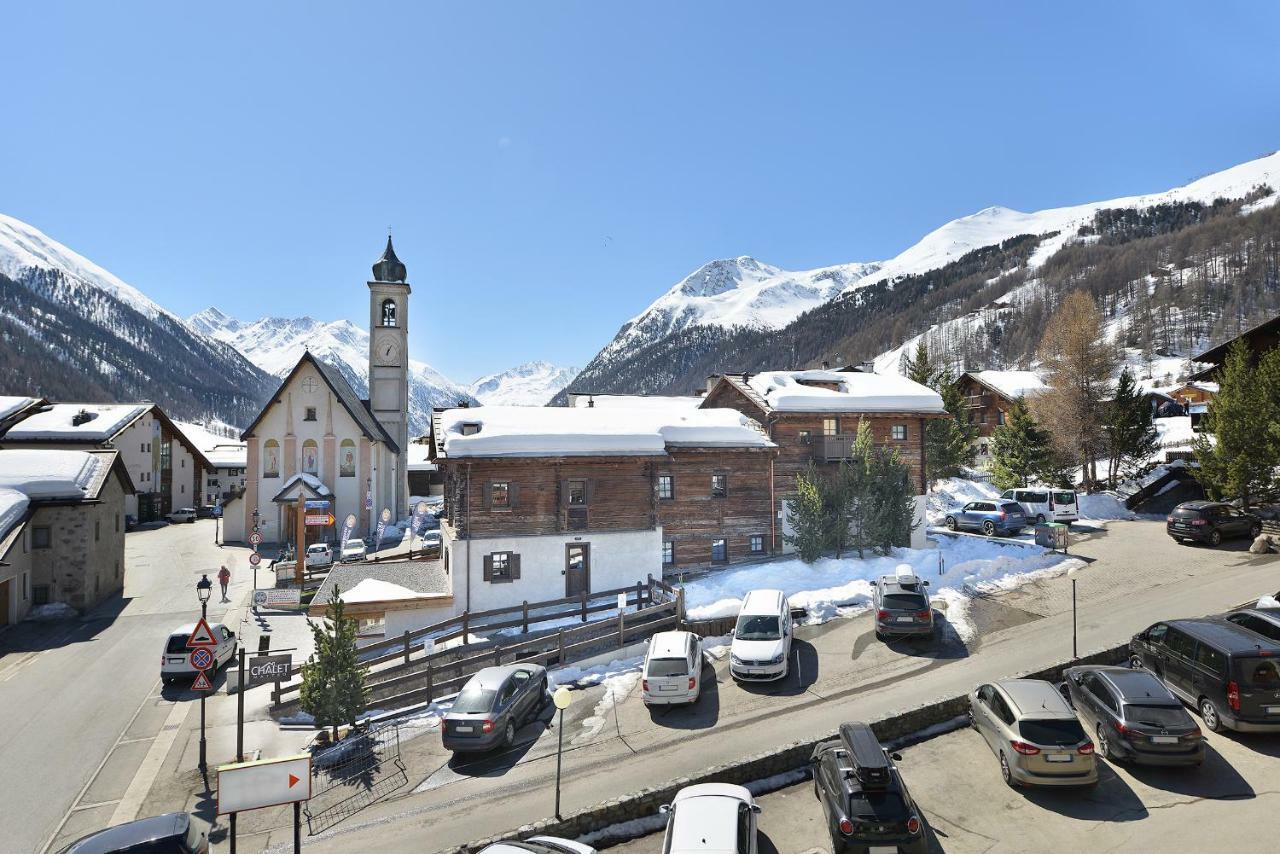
(969, 678, 1097, 787)
(872, 573, 934, 641)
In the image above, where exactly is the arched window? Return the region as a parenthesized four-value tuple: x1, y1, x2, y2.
(339, 439, 356, 477)
(263, 439, 280, 478)
(380, 298, 397, 327)
(302, 439, 319, 475)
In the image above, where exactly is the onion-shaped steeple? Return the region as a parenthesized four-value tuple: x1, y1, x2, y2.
(372, 235, 407, 283)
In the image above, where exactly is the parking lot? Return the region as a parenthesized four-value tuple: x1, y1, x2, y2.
(607, 719, 1280, 853)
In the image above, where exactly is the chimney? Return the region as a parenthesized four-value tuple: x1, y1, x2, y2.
(821, 360, 830, 370)
(587, 395, 595, 408)
(457, 399, 470, 408)
(741, 372, 751, 384)
(861, 361, 875, 373)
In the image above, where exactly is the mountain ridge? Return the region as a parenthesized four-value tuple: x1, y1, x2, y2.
(468, 360, 579, 406)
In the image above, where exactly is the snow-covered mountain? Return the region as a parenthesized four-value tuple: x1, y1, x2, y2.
(0, 214, 275, 426)
(468, 360, 579, 406)
(188, 309, 476, 434)
(567, 150, 1280, 398)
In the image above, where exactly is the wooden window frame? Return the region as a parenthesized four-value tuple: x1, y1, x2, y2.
(483, 551, 521, 584)
(797, 430, 812, 445)
(749, 535, 764, 554)
(711, 538, 728, 563)
(304, 407, 317, 422)
(567, 478, 588, 507)
(822, 418, 839, 437)
(657, 474, 674, 501)
(711, 473, 728, 499)
(489, 480, 512, 510)
(662, 540, 674, 565)
(891, 424, 908, 440)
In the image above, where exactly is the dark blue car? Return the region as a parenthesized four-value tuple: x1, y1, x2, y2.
(944, 500, 1027, 536)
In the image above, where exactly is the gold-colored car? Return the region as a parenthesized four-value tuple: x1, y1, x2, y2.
(969, 678, 1098, 787)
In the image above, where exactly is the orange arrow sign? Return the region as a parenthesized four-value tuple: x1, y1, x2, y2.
(288, 773, 300, 788)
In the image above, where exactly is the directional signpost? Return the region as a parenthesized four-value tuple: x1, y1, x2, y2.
(218, 754, 311, 853)
(304, 513, 335, 527)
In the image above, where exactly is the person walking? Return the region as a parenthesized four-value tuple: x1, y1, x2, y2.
(217, 565, 231, 603)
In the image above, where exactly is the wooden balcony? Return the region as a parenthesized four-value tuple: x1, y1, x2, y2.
(964, 394, 993, 408)
(814, 433, 861, 462)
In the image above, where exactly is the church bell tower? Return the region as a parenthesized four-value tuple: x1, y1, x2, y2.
(368, 236, 411, 517)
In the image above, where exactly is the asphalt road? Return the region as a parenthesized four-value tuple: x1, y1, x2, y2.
(0, 519, 255, 854)
(236, 520, 1278, 853)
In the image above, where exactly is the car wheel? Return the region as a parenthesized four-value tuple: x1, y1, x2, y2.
(1097, 732, 1112, 760)
(1000, 752, 1015, 787)
(983, 521, 996, 537)
(1252, 524, 1263, 539)
(945, 516, 957, 531)
(503, 720, 516, 748)
(875, 631, 885, 642)
(1036, 514, 1046, 524)
(1209, 530, 1222, 547)
(1199, 698, 1223, 733)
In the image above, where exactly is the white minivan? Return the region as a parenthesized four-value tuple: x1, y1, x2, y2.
(729, 589, 793, 682)
(642, 631, 703, 706)
(161, 623, 237, 684)
(1000, 488, 1079, 525)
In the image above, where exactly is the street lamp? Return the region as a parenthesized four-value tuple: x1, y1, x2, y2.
(1068, 566, 1080, 659)
(196, 575, 213, 774)
(552, 686, 573, 820)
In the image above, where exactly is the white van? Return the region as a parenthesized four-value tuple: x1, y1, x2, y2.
(729, 589, 793, 682)
(642, 631, 703, 706)
(1000, 488, 1078, 524)
(160, 623, 237, 684)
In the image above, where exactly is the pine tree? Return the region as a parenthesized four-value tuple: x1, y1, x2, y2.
(903, 340, 937, 387)
(1104, 368, 1160, 487)
(989, 399, 1052, 490)
(300, 585, 369, 741)
(845, 419, 876, 558)
(1193, 342, 1280, 509)
(784, 464, 829, 563)
(865, 447, 918, 555)
(926, 376, 978, 481)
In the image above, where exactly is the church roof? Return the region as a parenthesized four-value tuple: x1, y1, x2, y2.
(372, 236, 407, 283)
(241, 351, 400, 453)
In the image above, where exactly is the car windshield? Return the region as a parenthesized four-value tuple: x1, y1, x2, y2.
(1235, 657, 1280, 688)
(881, 593, 927, 610)
(1172, 507, 1205, 519)
(1018, 718, 1086, 746)
(344, 540, 363, 549)
(735, 614, 781, 641)
(308, 545, 326, 552)
(1122, 704, 1191, 728)
(848, 790, 910, 821)
(647, 657, 688, 677)
(1052, 492, 1075, 505)
(450, 684, 498, 714)
(166, 635, 189, 654)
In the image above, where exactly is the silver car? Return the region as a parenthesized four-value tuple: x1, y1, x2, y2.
(969, 679, 1097, 787)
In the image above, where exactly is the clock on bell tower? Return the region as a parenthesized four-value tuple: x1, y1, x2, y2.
(368, 235, 411, 516)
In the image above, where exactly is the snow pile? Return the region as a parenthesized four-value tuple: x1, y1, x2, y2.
(926, 477, 1001, 525)
(0, 488, 29, 538)
(3, 403, 148, 441)
(341, 579, 427, 603)
(683, 536, 1080, 623)
(438, 405, 772, 458)
(24, 603, 79, 621)
(1257, 595, 1280, 609)
(968, 370, 1046, 400)
(0, 450, 100, 499)
(1154, 416, 1196, 449)
(1077, 493, 1137, 522)
(550, 653, 646, 690)
(746, 370, 946, 414)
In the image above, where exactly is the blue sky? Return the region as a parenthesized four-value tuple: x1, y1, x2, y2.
(5, 2, 1279, 381)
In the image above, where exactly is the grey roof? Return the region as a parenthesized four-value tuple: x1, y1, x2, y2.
(372, 236, 407, 283)
(470, 664, 544, 689)
(311, 558, 451, 608)
(999, 679, 1074, 717)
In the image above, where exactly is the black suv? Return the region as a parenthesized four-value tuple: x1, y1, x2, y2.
(1166, 500, 1262, 546)
(1059, 665, 1204, 766)
(811, 722, 927, 853)
(872, 573, 934, 641)
(1130, 619, 1280, 733)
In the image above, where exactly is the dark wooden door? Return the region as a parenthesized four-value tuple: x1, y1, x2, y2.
(0, 579, 9, 626)
(565, 544, 590, 597)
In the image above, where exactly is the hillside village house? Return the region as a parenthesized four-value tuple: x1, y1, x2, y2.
(1189, 311, 1280, 381)
(952, 371, 1047, 465)
(231, 237, 412, 547)
(174, 422, 249, 509)
(428, 405, 776, 612)
(0, 448, 133, 620)
(699, 370, 948, 548)
(0, 400, 210, 522)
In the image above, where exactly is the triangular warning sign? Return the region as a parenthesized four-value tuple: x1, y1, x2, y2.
(187, 618, 218, 648)
(191, 670, 214, 691)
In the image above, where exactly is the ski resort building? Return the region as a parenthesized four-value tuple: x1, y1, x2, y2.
(953, 370, 1047, 465)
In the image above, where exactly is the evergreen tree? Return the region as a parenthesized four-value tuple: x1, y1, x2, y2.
(784, 464, 829, 562)
(989, 399, 1052, 490)
(864, 447, 919, 555)
(1193, 342, 1280, 509)
(1103, 368, 1160, 487)
(300, 585, 369, 741)
(926, 376, 978, 481)
(903, 340, 938, 387)
(844, 419, 876, 558)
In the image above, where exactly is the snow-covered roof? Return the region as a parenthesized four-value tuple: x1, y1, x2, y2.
(407, 442, 436, 472)
(436, 405, 773, 458)
(2, 403, 149, 442)
(0, 449, 102, 499)
(205, 444, 248, 467)
(567, 393, 703, 410)
(966, 370, 1046, 401)
(340, 578, 426, 604)
(743, 370, 946, 414)
(270, 472, 334, 502)
(0, 396, 40, 424)
(0, 487, 30, 544)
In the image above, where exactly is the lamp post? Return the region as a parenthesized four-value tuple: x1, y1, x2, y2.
(213, 498, 221, 546)
(196, 574, 213, 774)
(552, 686, 573, 820)
(1068, 566, 1079, 659)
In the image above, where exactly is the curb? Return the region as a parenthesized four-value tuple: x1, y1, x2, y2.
(440, 641, 1132, 853)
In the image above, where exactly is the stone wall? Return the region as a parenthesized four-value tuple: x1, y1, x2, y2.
(29, 474, 126, 612)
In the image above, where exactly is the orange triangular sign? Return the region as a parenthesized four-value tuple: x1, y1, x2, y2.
(191, 670, 214, 691)
(187, 618, 218, 648)
(288, 774, 300, 788)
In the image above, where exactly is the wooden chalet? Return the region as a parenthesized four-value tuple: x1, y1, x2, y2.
(952, 370, 1046, 465)
(1190, 312, 1280, 381)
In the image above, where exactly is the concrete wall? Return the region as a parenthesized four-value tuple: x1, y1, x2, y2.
(444, 527, 662, 613)
(0, 524, 33, 625)
(28, 474, 127, 612)
(385, 601, 460, 638)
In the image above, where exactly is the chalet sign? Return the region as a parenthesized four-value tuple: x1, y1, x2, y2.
(243, 654, 293, 690)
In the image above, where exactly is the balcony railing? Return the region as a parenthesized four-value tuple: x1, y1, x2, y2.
(964, 394, 993, 408)
(815, 433, 861, 462)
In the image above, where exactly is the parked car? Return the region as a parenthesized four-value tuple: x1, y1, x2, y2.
(441, 664, 549, 753)
(1059, 665, 1203, 766)
(166, 507, 197, 524)
(1166, 500, 1262, 546)
(729, 589, 793, 682)
(340, 538, 368, 562)
(477, 839, 595, 854)
(659, 783, 760, 854)
(1130, 618, 1280, 733)
(872, 572, 934, 641)
(811, 721, 927, 853)
(944, 501, 1027, 537)
(195, 505, 215, 519)
(419, 530, 443, 556)
(305, 542, 333, 568)
(969, 678, 1097, 787)
(1220, 607, 1280, 643)
(160, 623, 237, 684)
(642, 630, 703, 706)
(56, 811, 209, 854)
(999, 488, 1078, 524)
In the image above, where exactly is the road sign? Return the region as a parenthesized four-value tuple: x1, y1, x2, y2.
(190, 647, 215, 671)
(192, 670, 214, 691)
(304, 499, 331, 511)
(241, 654, 293, 690)
(304, 513, 335, 526)
(254, 588, 301, 609)
(248, 552, 262, 567)
(187, 618, 218, 648)
(216, 754, 312, 815)
(249, 531, 263, 546)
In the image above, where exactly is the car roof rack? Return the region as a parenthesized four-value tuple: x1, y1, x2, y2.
(839, 722, 891, 790)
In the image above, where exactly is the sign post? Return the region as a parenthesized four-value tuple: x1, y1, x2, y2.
(217, 754, 311, 853)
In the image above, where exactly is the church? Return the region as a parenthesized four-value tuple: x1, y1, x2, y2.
(227, 238, 412, 546)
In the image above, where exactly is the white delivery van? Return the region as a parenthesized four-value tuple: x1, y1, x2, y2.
(642, 630, 703, 706)
(729, 589, 793, 682)
(1000, 488, 1079, 524)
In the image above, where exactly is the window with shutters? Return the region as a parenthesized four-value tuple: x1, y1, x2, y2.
(489, 481, 511, 509)
(657, 475, 673, 500)
(483, 551, 520, 583)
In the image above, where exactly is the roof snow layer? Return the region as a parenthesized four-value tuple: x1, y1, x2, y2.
(745, 370, 946, 414)
(0, 488, 30, 540)
(0, 449, 101, 499)
(970, 370, 1046, 400)
(3, 403, 148, 442)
